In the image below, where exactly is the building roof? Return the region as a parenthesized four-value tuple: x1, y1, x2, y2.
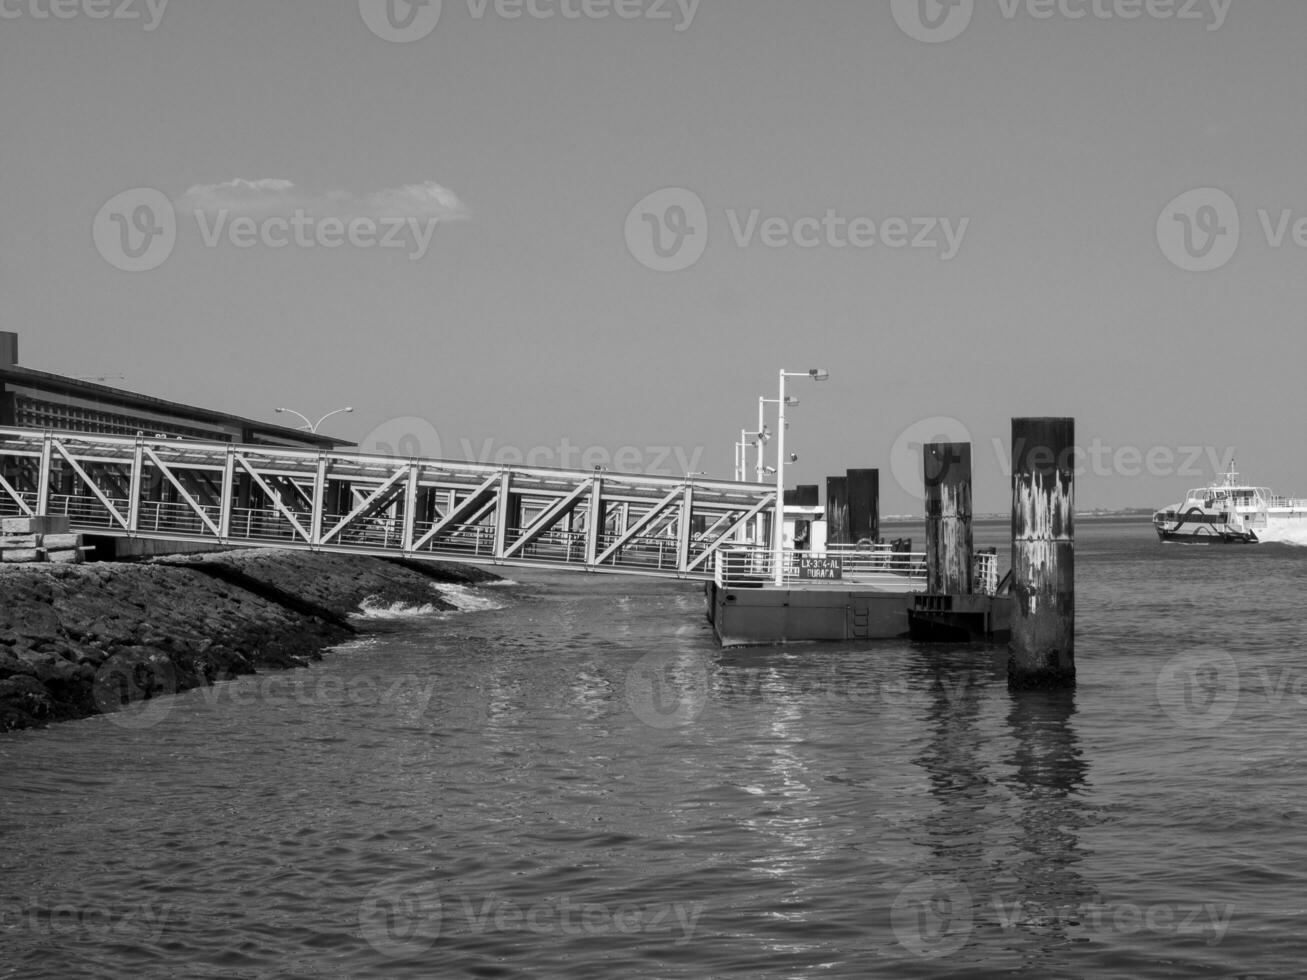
(0, 364, 352, 449)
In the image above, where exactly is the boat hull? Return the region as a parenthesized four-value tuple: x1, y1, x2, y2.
(1155, 525, 1257, 544)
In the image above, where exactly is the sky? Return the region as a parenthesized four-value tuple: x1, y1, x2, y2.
(2, 0, 1304, 515)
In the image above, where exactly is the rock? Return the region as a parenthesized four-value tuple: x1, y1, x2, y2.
(92, 651, 180, 715)
(0, 651, 38, 680)
(84, 616, 142, 647)
(0, 549, 502, 732)
(0, 675, 54, 730)
(11, 605, 61, 641)
(33, 659, 96, 715)
(76, 649, 109, 669)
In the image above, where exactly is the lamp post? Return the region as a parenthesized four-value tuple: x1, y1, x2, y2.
(274, 406, 354, 433)
(756, 396, 796, 481)
(772, 369, 829, 586)
(736, 428, 768, 481)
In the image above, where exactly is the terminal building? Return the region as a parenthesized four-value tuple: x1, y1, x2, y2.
(0, 331, 351, 450)
(0, 330, 354, 558)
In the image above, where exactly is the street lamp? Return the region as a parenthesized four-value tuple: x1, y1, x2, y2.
(756, 395, 797, 481)
(773, 369, 829, 586)
(274, 405, 354, 433)
(735, 428, 767, 481)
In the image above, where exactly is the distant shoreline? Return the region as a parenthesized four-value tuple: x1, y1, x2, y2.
(881, 511, 1153, 524)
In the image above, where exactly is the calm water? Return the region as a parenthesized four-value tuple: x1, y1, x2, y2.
(3, 519, 1307, 978)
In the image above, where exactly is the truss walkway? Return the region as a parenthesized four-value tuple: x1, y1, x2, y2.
(0, 429, 777, 580)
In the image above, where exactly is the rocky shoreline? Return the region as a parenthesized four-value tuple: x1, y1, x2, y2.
(0, 549, 499, 733)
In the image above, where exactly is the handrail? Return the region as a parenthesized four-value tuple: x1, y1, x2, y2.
(0, 426, 780, 580)
(714, 543, 928, 589)
(712, 544, 1002, 595)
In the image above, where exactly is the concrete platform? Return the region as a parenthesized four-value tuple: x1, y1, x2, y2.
(705, 582, 1011, 648)
(706, 580, 914, 647)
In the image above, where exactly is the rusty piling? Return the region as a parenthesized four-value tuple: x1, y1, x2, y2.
(1009, 417, 1075, 689)
(924, 442, 973, 595)
(846, 468, 879, 544)
(825, 476, 849, 545)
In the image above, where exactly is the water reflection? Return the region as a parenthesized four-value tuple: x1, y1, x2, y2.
(904, 649, 1006, 944)
(999, 686, 1097, 966)
(901, 647, 1096, 969)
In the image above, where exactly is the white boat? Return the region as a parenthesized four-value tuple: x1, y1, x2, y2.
(1153, 462, 1307, 543)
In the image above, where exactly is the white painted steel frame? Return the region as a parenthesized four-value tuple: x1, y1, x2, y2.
(0, 429, 776, 580)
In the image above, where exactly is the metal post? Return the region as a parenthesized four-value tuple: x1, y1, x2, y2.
(36, 433, 52, 515)
(128, 438, 144, 533)
(218, 445, 235, 540)
(493, 472, 513, 558)
(924, 442, 973, 595)
(773, 371, 787, 586)
(1009, 417, 1075, 689)
(402, 465, 420, 552)
(585, 477, 604, 565)
(677, 482, 694, 571)
(310, 455, 328, 546)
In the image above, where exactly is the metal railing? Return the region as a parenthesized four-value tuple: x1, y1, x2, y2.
(0, 490, 37, 518)
(0, 427, 780, 580)
(974, 551, 999, 596)
(1269, 496, 1307, 510)
(714, 542, 928, 590)
(712, 543, 1003, 595)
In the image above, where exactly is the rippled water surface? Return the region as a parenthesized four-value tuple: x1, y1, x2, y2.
(3, 520, 1307, 978)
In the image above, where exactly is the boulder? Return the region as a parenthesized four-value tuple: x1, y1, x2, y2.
(0, 675, 55, 730)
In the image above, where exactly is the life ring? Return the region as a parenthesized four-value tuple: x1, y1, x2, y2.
(856, 538, 874, 551)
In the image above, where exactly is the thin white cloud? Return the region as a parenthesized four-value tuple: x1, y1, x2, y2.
(175, 178, 468, 220)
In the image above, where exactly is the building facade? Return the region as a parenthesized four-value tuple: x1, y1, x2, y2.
(0, 331, 352, 450)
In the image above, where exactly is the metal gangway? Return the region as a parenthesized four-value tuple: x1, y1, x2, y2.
(0, 428, 778, 581)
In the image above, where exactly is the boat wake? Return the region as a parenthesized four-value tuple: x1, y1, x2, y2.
(1257, 525, 1307, 547)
